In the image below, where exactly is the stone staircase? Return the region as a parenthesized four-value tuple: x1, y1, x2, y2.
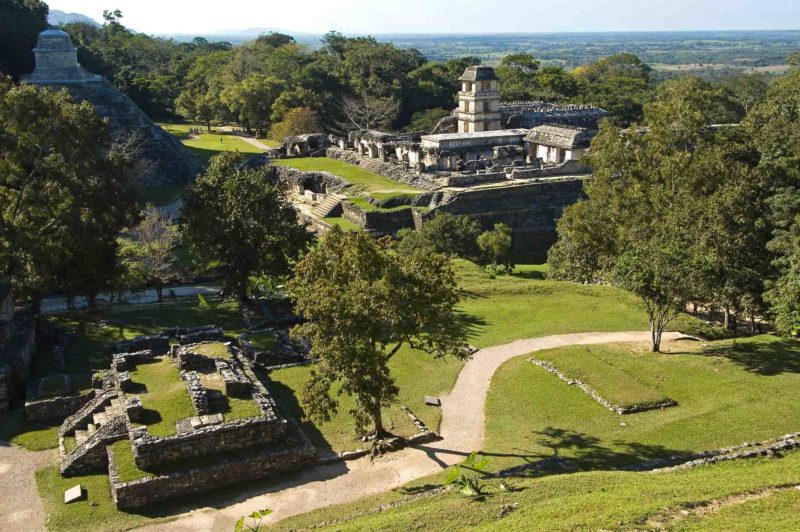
(60, 397, 128, 476)
(311, 195, 344, 218)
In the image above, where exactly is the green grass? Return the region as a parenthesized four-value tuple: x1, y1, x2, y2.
(191, 341, 230, 360)
(346, 197, 414, 213)
(245, 332, 277, 352)
(159, 122, 266, 163)
(483, 335, 800, 473)
(44, 296, 242, 375)
(268, 363, 421, 453)
(109, 440, 150, 482)
(533, 343, 672, 409)
(678, 486, 800, 531)
(0, 409, 60, 450)
(272, 157, 420, 195)
(130, 357, 195, 437)
(265, 260, 668, 454)
(323, 216, 362, 231)
(274, 450, 800, 530)
(197, 371, 263, 422)
(35, 465, 174, 532)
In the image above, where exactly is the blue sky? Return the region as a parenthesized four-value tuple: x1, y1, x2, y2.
(48, 0, 800, 35)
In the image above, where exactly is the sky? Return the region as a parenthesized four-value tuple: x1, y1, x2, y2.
(46, 0, 800, 35)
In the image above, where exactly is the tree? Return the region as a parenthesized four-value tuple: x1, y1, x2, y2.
(288, 228, 471, 439)
(497, 53, 540, 100)
(339, 93, 399, 131)
(613, 243, 693, 352)
(181, 152, 310, 300)
(549, 77, 761, 350)
(0, 0, 48, 78)
(787, 51, 800, 69)
(268, 107, 322, 142)
(397, 212, 481, 260)
(723, 73, 770, 117)
(120, 206, 180, 302)
(478, 224, 514, 274)
(221, 74, 284, 136)
(0, 79, 136, 301)
(574, 53, 652, 125)
(405, 108, 451, 132)
(766, 216, 800, 336)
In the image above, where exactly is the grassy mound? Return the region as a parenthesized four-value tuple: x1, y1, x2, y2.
(131, 357, 195, 437)
(532, 343, 673, 409)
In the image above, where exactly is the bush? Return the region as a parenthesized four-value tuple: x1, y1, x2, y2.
(397, 212, 481, 260)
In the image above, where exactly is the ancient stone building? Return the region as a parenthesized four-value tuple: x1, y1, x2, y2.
(524, 125, 593, 164)
(457, 66, 502, 133)
(21, 29, 202, 186)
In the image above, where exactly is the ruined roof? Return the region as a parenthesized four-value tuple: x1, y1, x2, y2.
(422, 129, 528, 143)
(459, 65, 498, 82)
(524, 125, 593, 150)
(34, 29, 76, 51)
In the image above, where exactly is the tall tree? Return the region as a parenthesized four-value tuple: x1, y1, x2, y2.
(0, 79, 136, 301)
(181, 153, 311, 300)
(0, 0, 48, 78)
(289, 228, 471, 439)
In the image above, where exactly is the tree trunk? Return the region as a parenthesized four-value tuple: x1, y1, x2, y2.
(692, 302, 698, 316)
(723, 307, 731, 331)
(751, 316, 757, 334)
(87, 293, 97, 310)
(156, 286, 163, 303)
(372, 399, 384, 437)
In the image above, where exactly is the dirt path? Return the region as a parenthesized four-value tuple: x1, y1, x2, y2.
(237, 136, 272, 150)
(0, 444, 57, 531)
(139, 330, 678, 531)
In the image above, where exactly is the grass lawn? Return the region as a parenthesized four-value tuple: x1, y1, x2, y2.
(323, 216, 362, 231)
(533, 343, 672, 409)
(272, 157, 420, 195)
(159, 122, 266, 163)
(483, 335, 800, 472)
(346, 197, 414, 213)
(35, 465, 175, 532)
(190, 341, 230, 360)
(0, 409, 61, 450)
(45, 296, 243, 375)
(198, 371, 263, 422)
(130, 357, 195, 437)
(274, 450, 800, 530)
(245, 331, 277, 352)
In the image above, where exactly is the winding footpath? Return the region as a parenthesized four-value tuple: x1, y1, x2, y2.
(139, 331, 680, 531)
(0, 331, 680, 531)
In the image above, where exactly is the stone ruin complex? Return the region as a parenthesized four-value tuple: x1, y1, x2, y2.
(21, 29, 202, 186)
(269, 65, 607, 256)
(0, 284, 36, 414)
(56, 326, 316, 509)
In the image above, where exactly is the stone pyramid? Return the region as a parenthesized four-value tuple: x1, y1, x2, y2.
(21, 29, 203, 186)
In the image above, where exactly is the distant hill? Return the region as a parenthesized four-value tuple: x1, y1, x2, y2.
(48, 9, 99, 27)
(164, 27, 321, 45)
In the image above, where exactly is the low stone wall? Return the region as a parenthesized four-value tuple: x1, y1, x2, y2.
(528, 357, 677, 415)
(60, 391, 118, 436)
(61, 414, 128, 476)
(509, 160, 588, 180)
(272, 165, 350, 194)
(180, 370, 209, 415)
(111, 334, 169, 354)
(25, 389, 94, 422)
(342, 202, 416, 235)
(442, 171, 507, 187)
(177, 326, 224, 345)
(130, 413, 288, 470)
(109, 432, 316, 510)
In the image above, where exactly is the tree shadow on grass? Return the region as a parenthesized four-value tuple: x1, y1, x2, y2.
(496, 427, 691, 479)
(446, 310, 487, 345)
(703, 338, 800, 375)
(508, 270, 547, 281)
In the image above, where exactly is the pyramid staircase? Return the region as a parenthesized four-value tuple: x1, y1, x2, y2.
(311, 194, 344, 218)
(60, 395, 128, 476)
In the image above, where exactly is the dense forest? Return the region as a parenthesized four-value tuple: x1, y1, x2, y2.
(2, 1, 797, 136)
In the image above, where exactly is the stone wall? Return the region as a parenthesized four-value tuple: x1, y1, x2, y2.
(109, 431, 316, 510)
(272, 165, 350, 195)
(430, 177, 588, 256)
(509, 160, 588, 180)
(25, 389, 95, 422)
(342, 202, 416, 235)
(442, 171, 507, 187)
(130, 414, 288, 470)
(0, 309, 36, 412)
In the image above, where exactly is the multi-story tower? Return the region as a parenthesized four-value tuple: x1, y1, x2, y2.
(457, 66, 501, 133)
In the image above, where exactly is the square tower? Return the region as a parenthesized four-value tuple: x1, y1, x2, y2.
(458, 66, 501, 133)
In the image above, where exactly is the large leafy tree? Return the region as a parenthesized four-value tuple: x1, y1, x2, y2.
(573, 53, 652, 125)
(181, 153, 311, 300)
(289, 228, 471, 438)
(396, 212, 481, 260)
(549, 77, 763, 349)
(119, 205, 179, 302)
(0, 79, 136, 302)
(0, 0, 48, 78)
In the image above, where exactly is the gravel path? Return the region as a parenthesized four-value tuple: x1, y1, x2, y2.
(0, 444, 57, 531)
(138, 330, 678, 531)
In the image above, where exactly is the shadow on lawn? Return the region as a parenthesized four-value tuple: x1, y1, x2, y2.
(475, 427, 691, 480)
(704, 338, 800, 376)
